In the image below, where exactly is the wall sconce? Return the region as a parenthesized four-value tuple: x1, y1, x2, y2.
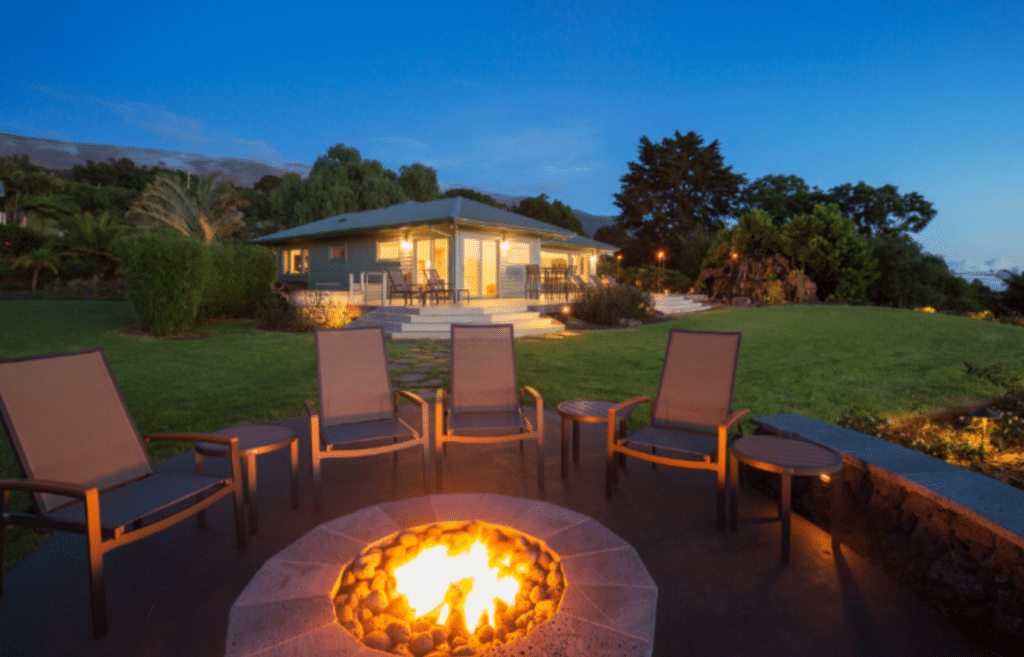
(589, 254, 597, 263)
(425, 260, 431, 269)
(500, 236, 510, 251)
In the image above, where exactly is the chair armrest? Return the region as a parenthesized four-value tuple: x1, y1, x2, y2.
(0, 477, 92, 499)
(722, 409, 750, 430)
(609, 397, 652, 423)
(144, 432, 235, 448)
(396, 390, 427, 408)
(519, 386, 542, 406)
(304, 399, 318, 417)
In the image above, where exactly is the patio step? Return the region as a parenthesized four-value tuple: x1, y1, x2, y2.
(350, 304, 565, 340)
(651, 294, 713, 315)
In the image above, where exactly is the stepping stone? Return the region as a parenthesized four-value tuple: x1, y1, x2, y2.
(393, 373, 426, 384)
(419, 379, 443, 387)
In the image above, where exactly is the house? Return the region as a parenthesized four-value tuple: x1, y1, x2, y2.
(252, 196, 617, 303)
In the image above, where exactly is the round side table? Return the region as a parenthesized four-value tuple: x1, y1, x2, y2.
(556, 400, 633, 479)
(196, 423, 299, 535)
(729, 435, 843, 563)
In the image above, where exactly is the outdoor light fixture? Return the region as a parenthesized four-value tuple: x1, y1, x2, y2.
(819, 473, 832, 484)
(401, 239, 412, 250)
(590, 254, 597, 263)
(969, 406, 1003, 452)
(500, 239, 510, 251)
(562, 305, 570, 314)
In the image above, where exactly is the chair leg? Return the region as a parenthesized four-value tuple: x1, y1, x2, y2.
(312, 452, 323, 513)
(605, 451, 615, 500)
(435, 440, 444, 493)
(536, 434, 544, 494)
(717, 461, 727, 530)
(0, 491, 7, 598)
(84, 489, 108, 639)
(195, 451, 206, 528)
(651, 446, 657, 469)
(422, 442, 431, 494)
(290, 439, 299, 509)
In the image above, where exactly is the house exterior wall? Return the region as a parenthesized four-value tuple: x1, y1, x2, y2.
(271, 227, 603, 300)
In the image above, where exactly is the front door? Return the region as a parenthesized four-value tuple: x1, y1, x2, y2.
(463, 237, 498, 297)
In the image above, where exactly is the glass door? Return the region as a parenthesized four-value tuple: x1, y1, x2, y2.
(462, 237, 498, 297)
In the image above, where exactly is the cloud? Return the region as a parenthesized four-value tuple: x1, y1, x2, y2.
(91, 99, 283, 162)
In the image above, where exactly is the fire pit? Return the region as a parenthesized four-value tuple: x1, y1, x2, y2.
(226, 494, 656, 656)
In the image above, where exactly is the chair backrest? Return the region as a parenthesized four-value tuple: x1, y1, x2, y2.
(316, 327, 396, 427)
(652, 329, 741, 434)
(0, 349, 153, 514)
(450, 324, 519, 414)
(425, 269, 444, 290)
(572, 273, 588, 289)
(387, 269, 410, 292)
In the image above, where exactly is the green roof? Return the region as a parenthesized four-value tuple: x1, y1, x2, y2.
(253, 196, 578, 244)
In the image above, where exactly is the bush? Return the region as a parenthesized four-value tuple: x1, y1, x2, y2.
(618, 266, 691, 293)
(570, 284, 655, 326)
(197, 243, 276, 321)
(0, 224, 43, 259)
(116, 230, 211, 336)
(255, 291, 353, 332)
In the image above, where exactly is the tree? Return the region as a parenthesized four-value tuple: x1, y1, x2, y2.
(439, 187, 504, 208)
(70, 158, 157, 191)
(60, 212, 127, 279)
(127, 173, 247, 243)
(825, 182, 936, 237)
(702, 205, 878, 302)
(12, 244, 65, 291)
(285, 144, 407, 226)
(738, 174, 826, 226)
(268, 172, 303, 229)
(397, 163, 440, 202)
(613, 130, 746, 270)
(513, 194, 586, 235)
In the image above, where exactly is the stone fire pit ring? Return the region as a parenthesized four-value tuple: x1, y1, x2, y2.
(226, 494, 657, 656)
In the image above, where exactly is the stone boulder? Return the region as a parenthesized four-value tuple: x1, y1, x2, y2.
(692, 253, 817, 305)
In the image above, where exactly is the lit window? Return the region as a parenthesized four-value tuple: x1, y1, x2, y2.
(283, 248, 308, 274)
(329, 245, 346, 259)
(377, 240, 400, 261)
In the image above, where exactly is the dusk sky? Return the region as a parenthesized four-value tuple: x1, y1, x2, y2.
(3, 1, 1022, 272)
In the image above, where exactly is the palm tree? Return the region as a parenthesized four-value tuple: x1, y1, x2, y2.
(12, 244, 65, 291)
(127, 173, 247, 243)
(60, 212, 126, 280)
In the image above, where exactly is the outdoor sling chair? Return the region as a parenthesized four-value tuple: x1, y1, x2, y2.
(424, 268, 466, 305)
(606, 329, 749, 529)
(435, 324, 544, 491)
(386, 269, 417, 305)
(305, 327, 431, 511)
(0, 348, 246, 639)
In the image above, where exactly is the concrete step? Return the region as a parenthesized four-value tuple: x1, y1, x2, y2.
(350, 306, 565, 340)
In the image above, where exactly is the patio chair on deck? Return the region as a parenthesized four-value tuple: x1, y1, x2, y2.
(0, 349, 246, 639)
(424, 268, 465, 304)
(387, 269, 417, 305)
(435, 324, 544, 491)
(306, 327, 430, 511)
(606, 329, 749, 528)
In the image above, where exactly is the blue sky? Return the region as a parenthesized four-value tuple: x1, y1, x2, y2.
(2, 0, 1022, 270)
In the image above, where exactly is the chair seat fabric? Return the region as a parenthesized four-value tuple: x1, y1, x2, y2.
(449, 410, 528, 435)
(323, 417, 414, 447)
(48, 472, 230, 532)
(620, 425, 725, 459)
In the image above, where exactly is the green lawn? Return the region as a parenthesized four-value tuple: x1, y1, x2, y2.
(2, 300, 1023, 571)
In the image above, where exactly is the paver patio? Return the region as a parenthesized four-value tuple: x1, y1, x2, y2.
(0, 406, 990, 656)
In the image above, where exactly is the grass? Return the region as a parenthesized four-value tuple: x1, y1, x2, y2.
(3, 300, 1024, 572)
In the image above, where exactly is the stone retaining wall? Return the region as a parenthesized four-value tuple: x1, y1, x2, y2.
(740, 454, 1023, 654)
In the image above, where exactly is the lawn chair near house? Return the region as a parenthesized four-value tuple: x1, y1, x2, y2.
(424, 268, 466, 305)
(0, 349, 246, 639)
(606, 329, 749, 528)
(386, 269, 417, 305)
(435, 324, 545, 491)
(305, 327, 431, 511)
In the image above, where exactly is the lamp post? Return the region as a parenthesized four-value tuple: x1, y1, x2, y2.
(657, 251, 664, 291)
(616, 253, 622, 280)
(969, 406, 1003, 454)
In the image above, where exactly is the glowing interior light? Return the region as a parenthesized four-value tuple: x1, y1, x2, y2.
(392, 541, 519, 630)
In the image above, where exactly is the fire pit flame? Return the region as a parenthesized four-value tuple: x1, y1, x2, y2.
(393, 541, 519, 631)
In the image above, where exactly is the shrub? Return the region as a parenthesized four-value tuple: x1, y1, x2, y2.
(570, 284, 655, 326)
(618, 266, 691, 293)
(116, 230, 211, 336)
(255, 290, 353, 331)
(197, 242, 275, 321)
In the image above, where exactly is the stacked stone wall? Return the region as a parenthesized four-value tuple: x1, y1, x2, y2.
(740, 459, 1024, 653)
